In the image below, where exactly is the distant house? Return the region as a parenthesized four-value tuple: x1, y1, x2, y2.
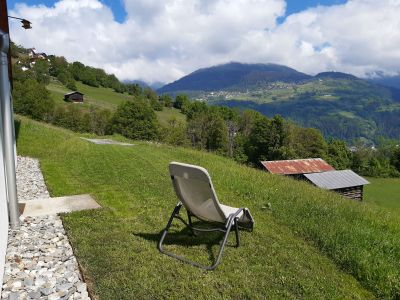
(27, 48, 36, 57)
(27, 48, 47, 60)
(261, 158, 369, 200)
(304, 170, 369, 201)
(64, 91, 84, 103)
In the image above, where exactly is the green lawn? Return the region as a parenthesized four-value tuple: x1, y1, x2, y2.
(15, 116, 400, 299)
(364, 177, 400, 210)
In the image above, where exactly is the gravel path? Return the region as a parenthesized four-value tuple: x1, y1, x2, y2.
(1, 157, 91, 300)
(16, 156, 50, 202)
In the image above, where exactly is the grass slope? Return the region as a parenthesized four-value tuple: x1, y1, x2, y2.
(365, 177, 400, 211)
(47, 80, 186, 125)
(16, 117, 400, 299)
(47, 80, 131, 110)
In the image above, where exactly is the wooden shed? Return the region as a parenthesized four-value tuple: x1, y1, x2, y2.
(64, 91, 84, 103)
(261, 158, 369, 201)
(304, 170, 370, 201)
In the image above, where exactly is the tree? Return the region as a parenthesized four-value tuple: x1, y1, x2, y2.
(144, 87, 158, 101)
(392, 147, 400, 172)
(57, 70, 76, 90)
(159, 94, 173, 108)
(160, 117, 189, 146)
(89, 106, 113, 135)
(185, 101, 208, 119)
(70, 61, 85, 81)
(13, 79, 54, 121)
(80, 67, 99, 87)
(287, 125, 328, 159)
(174, 94, 190, 110)
(206, 113, 228, 153)
(245, 117, 272, 164)
(32, 60, 50, 85)
(245, 115, 291, 165)
(126, 83, 142, 96)
(326, 139, 352, 169)
(49, 56, 68, 77)
(112, 100, 159, 140)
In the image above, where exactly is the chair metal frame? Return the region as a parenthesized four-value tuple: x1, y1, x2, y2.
(158, 201, 250, 270)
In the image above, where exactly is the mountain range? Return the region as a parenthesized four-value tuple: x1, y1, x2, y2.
(158, 63, 400, 143)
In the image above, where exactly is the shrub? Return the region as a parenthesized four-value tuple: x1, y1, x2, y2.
(13, 79, 55, 121)
(112, 100, 159, 140)
(52, 105, 90, 132)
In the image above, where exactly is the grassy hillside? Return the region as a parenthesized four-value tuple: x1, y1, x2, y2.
(365, 177, 400, 210)
(46, 80, 186, 125)
(47, 80, 131, 111)
(15, 116, 400, 299)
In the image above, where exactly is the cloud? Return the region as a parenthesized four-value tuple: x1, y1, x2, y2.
(9, 0, 400, 84)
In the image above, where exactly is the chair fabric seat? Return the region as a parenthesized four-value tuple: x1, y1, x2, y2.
(219, 204, 243, 219)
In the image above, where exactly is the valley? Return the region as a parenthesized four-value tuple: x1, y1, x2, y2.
(158, 63, 400, 143)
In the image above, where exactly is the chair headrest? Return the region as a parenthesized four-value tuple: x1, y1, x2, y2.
(169, 162, 211, 183)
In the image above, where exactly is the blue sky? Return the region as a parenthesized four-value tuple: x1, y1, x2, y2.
(8, 0, 400, 83)
(8, 0, 348, 23)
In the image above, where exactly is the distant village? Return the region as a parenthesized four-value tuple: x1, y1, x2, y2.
(16, 47, 49, 71)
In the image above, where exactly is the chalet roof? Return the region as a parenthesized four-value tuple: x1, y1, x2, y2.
(64, 91, 84, 96)
(260, 158, 335, 175)
(304, 170, 370, 190)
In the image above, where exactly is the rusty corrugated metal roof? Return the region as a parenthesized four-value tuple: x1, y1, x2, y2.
(304, 170, 369, 190)
(260, 158, 335, 175)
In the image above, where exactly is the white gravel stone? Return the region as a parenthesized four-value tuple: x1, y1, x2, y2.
(16, 156, 50, 202)
(1, 156, 91, 299)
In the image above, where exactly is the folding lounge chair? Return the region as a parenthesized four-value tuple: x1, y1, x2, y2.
(158, 162, 254, 270)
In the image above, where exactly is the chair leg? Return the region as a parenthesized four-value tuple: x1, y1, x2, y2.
(158, 211, 236, 270)
(187, 211, 197, 236)
(234, 218, 240, 247)
(158, 203, 182, 251)
(209, 218, 235, 270)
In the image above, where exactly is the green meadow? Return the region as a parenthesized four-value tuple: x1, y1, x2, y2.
(15, 116, 400, 299)
(46, 80, 185, 125)
(365, 177, 400, 211)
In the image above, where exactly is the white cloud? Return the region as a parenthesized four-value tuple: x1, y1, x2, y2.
(8, 0, 400, 84)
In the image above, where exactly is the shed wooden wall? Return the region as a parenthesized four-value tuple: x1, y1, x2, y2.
(334, 186, 363, 201)
(65, 93, 83, 102)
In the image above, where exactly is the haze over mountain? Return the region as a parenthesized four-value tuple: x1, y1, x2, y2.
(368, 75, 400, 90)
(158, 62, 400, 142)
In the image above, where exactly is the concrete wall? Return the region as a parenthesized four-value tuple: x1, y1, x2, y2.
(0, 137, 9, 288)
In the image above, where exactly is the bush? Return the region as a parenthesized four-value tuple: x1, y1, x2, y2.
(13, 79, 55, 121)
(112, 100, 159, 140)
(159, 117, 189, 146)
(88, 106, 113, 135)
(52, 105, 90, 132)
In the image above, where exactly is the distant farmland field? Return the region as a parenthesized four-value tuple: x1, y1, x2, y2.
(364, 177, 400, 210)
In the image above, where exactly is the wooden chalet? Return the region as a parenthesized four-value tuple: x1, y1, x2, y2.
(64, 91, 84, 103)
